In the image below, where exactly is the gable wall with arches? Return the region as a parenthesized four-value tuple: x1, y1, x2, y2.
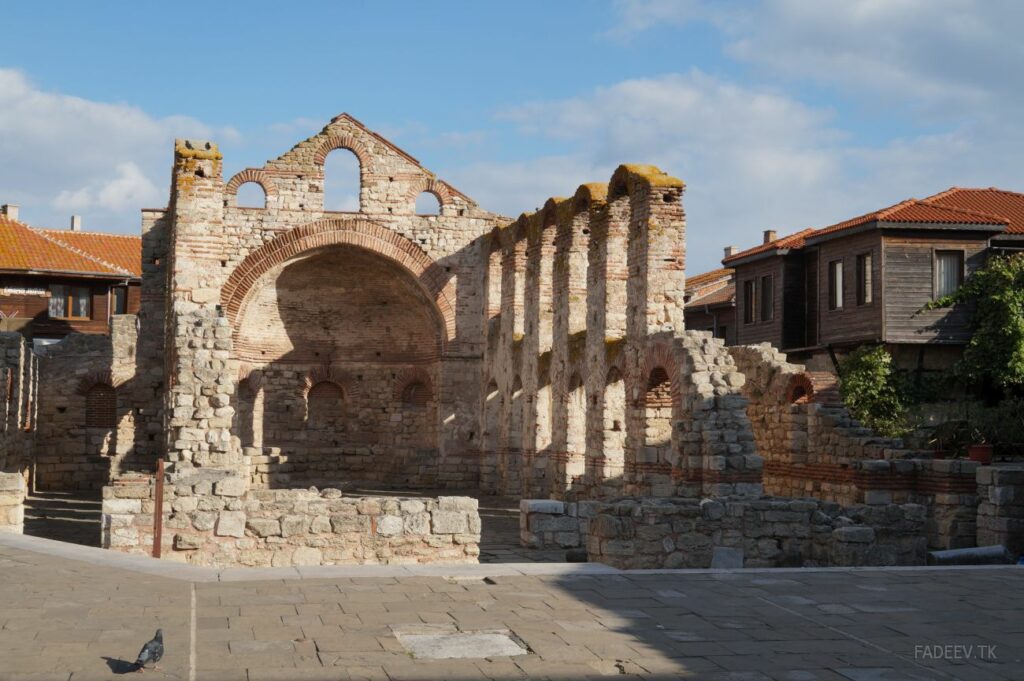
(157, 115, 502, 496)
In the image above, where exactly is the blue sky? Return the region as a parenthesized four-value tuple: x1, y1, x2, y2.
(2, 0, 1022, 272)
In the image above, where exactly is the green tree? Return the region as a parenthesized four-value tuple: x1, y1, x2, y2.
(928, 253, 1024, 393)
(839, 345, 908, 438)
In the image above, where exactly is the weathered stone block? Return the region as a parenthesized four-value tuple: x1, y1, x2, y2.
(215, 511, 246, 537)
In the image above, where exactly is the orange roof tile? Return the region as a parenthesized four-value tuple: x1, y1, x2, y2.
(686, 281, 735, 308)
(686, 267, 733, 288)
(924, 187, 1024, 235)
(722, 228, 817, 265)
(808, 198, 1007, 241)
(38, 229, 141, 277)
(0, 216, 138, 277)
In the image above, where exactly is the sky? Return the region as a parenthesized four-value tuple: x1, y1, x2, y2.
(1, 0, 1022, 273)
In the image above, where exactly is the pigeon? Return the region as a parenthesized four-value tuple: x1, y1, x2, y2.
(134, 628, 163, 672)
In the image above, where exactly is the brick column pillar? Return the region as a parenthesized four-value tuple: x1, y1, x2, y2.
(165, 140, 243, 480)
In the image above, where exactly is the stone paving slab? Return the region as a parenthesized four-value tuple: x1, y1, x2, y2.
(1, 534, 1023, 680)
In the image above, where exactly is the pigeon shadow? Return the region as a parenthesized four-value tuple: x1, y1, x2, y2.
(101, 657, 138, 674)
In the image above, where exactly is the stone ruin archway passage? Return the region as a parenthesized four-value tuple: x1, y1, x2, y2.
(232, 241, 445, 490)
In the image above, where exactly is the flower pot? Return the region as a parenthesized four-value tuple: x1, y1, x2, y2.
(968, 444, 993, 464)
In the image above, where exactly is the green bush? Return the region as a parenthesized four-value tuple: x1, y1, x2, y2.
(927, 253, 1024, 394)
(839, 345, 910, 438)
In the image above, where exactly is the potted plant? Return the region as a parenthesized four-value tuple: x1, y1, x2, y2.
(967, 428, 993, 464)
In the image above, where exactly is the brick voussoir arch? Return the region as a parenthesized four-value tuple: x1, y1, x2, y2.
(393, 367, 434, 402)
(313, 133, 373, 172)
(641, 340, 683, 402)
(406, 177, 454, 208)
(221, 217, 456, 343)
(225, 168, 278, 199)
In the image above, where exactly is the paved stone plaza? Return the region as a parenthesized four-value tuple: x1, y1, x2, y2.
(0, 533, 1021, 681)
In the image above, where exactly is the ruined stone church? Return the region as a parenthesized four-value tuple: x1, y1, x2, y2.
(1, 114, 1013, 567)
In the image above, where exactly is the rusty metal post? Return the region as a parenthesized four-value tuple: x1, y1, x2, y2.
(153, 458, 165, 558)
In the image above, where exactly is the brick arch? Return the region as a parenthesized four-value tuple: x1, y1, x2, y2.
(224, 168, 278, 205)
(786, 373, 814, 404)
(302, 366, 357, 400)
(313, 134, 373, 172)
(75, 371, 123, 394)
(640, 341, 682, 403)
(221, 218, 456, 344)
(407, 178, 454, 210)
(393, 367, 433, 403)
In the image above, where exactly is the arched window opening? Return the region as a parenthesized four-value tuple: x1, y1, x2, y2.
(401, 381, 429, 407)
(415, 191, 441, 215)
(323, 148, 361, 212)
(85, 383, 116, 429)
(645, 367, 673, 449)
(307, 381, 345, 428)
(236, 182, 266, 209)
(487, 248, 503, 321)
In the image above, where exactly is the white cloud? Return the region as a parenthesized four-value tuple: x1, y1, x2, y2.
(610, 0, 1024, 119)
(450, 69, 1024, 273)
(0, 68, 233, 231)
(55, 162, 160, 213)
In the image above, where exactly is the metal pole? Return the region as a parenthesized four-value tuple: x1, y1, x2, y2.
(153, 458, 165, 558)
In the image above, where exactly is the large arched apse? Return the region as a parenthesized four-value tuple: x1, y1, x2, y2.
(233, 245, 443, 488)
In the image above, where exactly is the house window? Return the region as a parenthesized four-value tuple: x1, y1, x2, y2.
(742, 280, 755, 324)
(760, 275, 774, 322)
(715, 325, 728, 341)
(48, 284, 91, 319)
(935, 250, 964, 298)
(828, 260, 844, 310)
(113, 286, 128, 314)
(856, 253, 873, 305)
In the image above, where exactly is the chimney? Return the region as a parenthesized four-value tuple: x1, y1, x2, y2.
(763, 229, 777, 244)
(70, 215, 82, 231)
(724, 245, 739, 259)
(1, 204, 19, 221)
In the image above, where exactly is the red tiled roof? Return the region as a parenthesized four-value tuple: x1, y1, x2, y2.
(686, 267, 733, 288)
(686, 281, 735, 308)
(722, 228, 817, 265)
(0, 216, 138, 277)
(809, 198, 1007, 241)
(38, 229, 142, 277)
(924, 187, 1024, 235)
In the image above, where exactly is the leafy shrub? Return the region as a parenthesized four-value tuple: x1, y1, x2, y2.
(927, 253, 1024, 394)
(839, 345, 910, 438)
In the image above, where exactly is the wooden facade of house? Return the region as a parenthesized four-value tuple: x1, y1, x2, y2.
(722, 192, 1017, 371)
(0, 207, 142, 342)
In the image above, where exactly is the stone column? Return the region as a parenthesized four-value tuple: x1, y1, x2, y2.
(165, 140, 243, 481)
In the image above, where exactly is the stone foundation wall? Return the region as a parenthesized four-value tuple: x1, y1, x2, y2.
(586, 497, 926, 569)
(0, 472, 26, 533)
(521, 495, 926, 568)
(103, 476, 480, 567)
(977, 465, 1024, 555)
